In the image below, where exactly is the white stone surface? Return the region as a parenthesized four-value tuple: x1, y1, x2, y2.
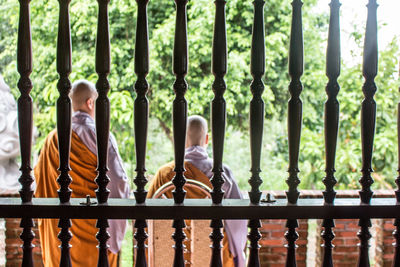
(0, 75, 21, 194)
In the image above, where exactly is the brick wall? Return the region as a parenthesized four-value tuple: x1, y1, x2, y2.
(375, 219, 396, 267)
(259, 219, 308, 267)
(2, 190, 398, 266)
(5, 218, 43, 267)
(316, 219, 361, 267)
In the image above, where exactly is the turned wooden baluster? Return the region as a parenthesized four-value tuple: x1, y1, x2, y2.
(134, 220, 148, 267)
(395, 62, 400, 267)
(172, 0, 188, 206)
(393, 219, 400, 267)
(20, 218, 34, 267)
(209, 0, 228, 266)
(249, 0, 265, 206)
(358, 1, 378, 266)
(247, 0, 265, 266)
(16, 0, 35, 266)
(392, 219, 400, 267)
(286, 0, 303, 266)
(55, 0, 73, 266)
(134, 0, 149, 205)
(95, 0, 111, 265)
(247, 220, 262, 267)
(133, 0, 150, 266)
(322, 0, 341, 266)
(172, 0, 189, 265)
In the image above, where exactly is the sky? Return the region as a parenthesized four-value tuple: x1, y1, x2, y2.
(315, 0, 400, 65)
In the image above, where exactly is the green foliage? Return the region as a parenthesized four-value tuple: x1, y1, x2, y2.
(1, 0, 399, 192)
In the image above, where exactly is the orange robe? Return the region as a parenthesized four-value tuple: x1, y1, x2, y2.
(34, 130, 117, 267)
(148, 161, 235, 267)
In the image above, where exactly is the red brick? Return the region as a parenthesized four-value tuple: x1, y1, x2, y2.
(345, 223, 359, 230)
(335, 246, 359, 253)
(270, 246, 287, 254)
(261, 223, 286, 230)
(384, 222, 396, 230)
(335, 231, 357, 238)
(260, 239, 284, 246)
(344, 238, 359, 245)
(271, 231, 285, 238)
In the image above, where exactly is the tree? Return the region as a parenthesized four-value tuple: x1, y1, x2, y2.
(1, 0, 398, 191)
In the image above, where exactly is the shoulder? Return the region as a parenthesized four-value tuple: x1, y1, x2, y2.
(43, 129, 58, 148)
(155, 161, 175, 177)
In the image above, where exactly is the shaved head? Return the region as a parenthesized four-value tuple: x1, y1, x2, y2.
(186, 115, 208, 147)
(69, 80, 98, 111)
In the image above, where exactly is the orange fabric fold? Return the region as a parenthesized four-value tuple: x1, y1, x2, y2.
(34, 130, 117, 267)
(148, 161, 235, 267)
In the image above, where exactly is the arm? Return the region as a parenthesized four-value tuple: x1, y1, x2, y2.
(222, 164, 247, 267)
(106, 133, 130, 254)
(107, 133, 130, 199)
(222, 165, 243, 199)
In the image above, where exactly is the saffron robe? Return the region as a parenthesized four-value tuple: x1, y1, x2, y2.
(148, 161, 236, 267)
(34, 130, 118, 267)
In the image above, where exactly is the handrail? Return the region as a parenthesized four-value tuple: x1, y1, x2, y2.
(0, 197, 399, 220)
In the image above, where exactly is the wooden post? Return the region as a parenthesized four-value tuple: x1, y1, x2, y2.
(133, 0, 150, 266)
(247, 0, 265, 266)
(16, 0, 35, 266)
(95, 0, 111, 265)
(322, 1, 341, 266)
(286, 0, 304, 266)
(171, 0, 189, 265)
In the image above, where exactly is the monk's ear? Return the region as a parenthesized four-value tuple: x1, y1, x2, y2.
(205, 133, 209, 145)
(86, 98, 94, 111)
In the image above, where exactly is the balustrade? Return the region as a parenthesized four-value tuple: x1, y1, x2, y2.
(4, 0, 400, 266)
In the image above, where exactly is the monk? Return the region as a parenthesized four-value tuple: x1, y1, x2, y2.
(34, 80, 130, 267)
(148, 115, 247, 267)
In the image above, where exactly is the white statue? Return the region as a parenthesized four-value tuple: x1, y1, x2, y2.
(0, 75, 20, 193)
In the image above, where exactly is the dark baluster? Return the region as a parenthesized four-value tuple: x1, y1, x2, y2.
(133, 0, 149, 204)
(133, 1, 149, 266)
(172, 219, 186, 267)
(357, 1, 378, 266)
(95, 0, 111, 205)
(20, 218, 34, 267)
(95, 0, 111, 266)
(395, 59, 400, 267)
(321, 219, 335, 267)
(286, 0, 303, 205)
(357, 219, 372, 267)
(285, 219, 299, 267)
(397, 69, 400, 203)
(359, 0, 377, 205)
(55, 0, 73, 265)
(171, 0, 189, 205)
(247, 220, 261, 267)
(210, 0, 227, 205)
(247, 0, 265, 266)
(17, 1, 34, 266)
(209, 1, 227, 266)
(248, 0, 265, 205)
(58, 218, 72, 267)
(17, 0, 34, 205)
(172, 1, 188, 265)
(323, 0, 340, 205)
(96, 219, 110, 267)
(134, 220, 148, 267)
(393, 219, 400, 267)
(210, 219, 224, 267)
(285, 1, 303, 266)
(322, 1, 341, 266)
(56, 0, 73, 205)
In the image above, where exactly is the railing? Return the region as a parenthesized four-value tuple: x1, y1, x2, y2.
(2, 0, 399, 266)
